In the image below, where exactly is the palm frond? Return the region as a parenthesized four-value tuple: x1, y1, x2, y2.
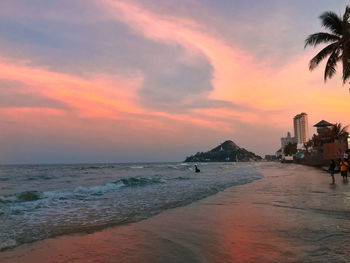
(342, 62, 350, 82)
(324, 49, 341, 81)
(304, 32, 340, 48)
(306, 6, 350, 86)
(342, 31, 350, 82)
(309, 43, 338, 71)
(333, 123, 349, 140)
(342, 48, 350, 83)
(343, 5, 350, 22)
(320, 11, 343, 35)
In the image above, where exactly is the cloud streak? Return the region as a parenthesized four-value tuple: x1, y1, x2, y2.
(0, 57, 144, 118)
(0, 55, 237, 135)
(100, 0, 350, 124)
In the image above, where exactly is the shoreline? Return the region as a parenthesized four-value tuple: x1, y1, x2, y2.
(0, 162, 263, 252)
(1, 163, 350, 262)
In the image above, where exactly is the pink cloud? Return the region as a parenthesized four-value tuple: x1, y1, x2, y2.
(2, 0, 350, 161)
(6, 0, 346, 137)
(100, 0, 350, 129)
(0, 57, 145, 119)
(100, 0, 253, 100)
(0, 56, 237, 136)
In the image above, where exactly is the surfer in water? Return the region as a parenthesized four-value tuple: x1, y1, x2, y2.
(195, 165, 200, 173)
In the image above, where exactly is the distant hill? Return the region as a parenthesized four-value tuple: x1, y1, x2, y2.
(184, 140, 262, 162)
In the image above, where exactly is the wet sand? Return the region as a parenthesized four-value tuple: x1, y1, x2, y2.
(1, 163, 350, 263)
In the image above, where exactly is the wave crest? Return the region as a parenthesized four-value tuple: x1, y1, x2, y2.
(0, 176, 165, 203)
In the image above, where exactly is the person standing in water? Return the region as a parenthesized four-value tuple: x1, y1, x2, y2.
(328, 160, 336, 184)
(194, 165, 200, 173)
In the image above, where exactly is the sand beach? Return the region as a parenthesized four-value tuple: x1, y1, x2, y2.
(1, 163, 350, 263)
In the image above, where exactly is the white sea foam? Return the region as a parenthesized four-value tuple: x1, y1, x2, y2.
(0, 238, 17, 250)
(73, 183, 122, 195)
(0, 162, 263, 251)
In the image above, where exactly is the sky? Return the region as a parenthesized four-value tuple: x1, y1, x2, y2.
(0, 0, 350, 164)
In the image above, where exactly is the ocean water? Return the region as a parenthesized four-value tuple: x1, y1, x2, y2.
(0, 162, 263, 251)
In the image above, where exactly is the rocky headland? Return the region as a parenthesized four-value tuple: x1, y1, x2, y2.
(185, 140, 262, 162)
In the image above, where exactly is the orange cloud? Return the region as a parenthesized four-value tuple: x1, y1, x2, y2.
(0, 57, 144, 119)
(100, 0, 350, 129)
(2, 0, 350, 145)
(0, 56, 238, 135)
(100, 0, 253, 101)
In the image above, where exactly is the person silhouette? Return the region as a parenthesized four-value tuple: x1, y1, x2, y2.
(328, 159, 335, 184)
(195, 165, 200, 173)
(340, 158, 349, 182)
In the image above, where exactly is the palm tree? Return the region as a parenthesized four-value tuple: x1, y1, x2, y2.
(303, 140, 313, 154)
(331, 122, 349, 141)
(305, 6, 350, 83)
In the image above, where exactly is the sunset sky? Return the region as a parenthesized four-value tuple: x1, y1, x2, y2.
(1, 0, 350, 164)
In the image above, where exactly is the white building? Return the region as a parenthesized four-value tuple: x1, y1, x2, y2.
(293, 113, 309, 144)
(281, 132, 296, 154)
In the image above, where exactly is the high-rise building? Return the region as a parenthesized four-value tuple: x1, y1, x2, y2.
(293, 113, 309, 144)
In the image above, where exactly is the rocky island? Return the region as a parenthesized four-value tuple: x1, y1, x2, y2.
(185, 140, 262, 162)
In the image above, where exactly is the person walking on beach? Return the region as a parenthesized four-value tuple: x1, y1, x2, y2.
(340, 159, 349, 181)
(329, 160, 336, 184)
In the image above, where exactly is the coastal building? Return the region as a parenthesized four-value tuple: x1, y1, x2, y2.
(293, 113, 309, 144)
(265, 155, 278, 161)
(281, 132, 296, 154)
(275, 148, 282, 159)
(313, 120, 334, 135)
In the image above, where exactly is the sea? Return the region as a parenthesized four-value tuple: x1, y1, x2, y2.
(0, 162, 263, 251)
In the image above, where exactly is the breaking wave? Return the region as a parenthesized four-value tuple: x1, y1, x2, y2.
(0, 176, 167, 204)
(0, 162, 263, 251)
